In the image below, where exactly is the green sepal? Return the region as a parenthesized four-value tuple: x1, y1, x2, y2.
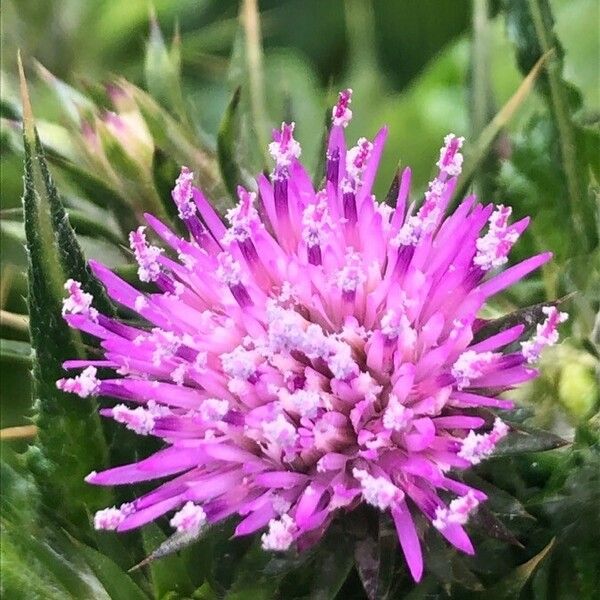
(217, 87, 245, 201)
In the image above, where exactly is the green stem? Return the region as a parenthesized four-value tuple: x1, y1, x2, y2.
(471, 0, 490, 139)
(241, 0, 269, 155)
(471, 0, 491, 198)
(344, 0, 378, 74)
(457, 51, 552, 200)
(528, 0, 589, 251)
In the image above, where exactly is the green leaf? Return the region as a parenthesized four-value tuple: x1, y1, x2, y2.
(1, 523, 105, 600)
(472, 296, 569, 346)
(192, 581, 218, 600)
(59, 208, 125, 247)
(463, 472, 535, 525)
(306, 530, 355, 600)
(141, 523, 195, 599)
(1, 205, 125, 247)
(262, 51, 324, 176)
(151, 146, 184, 226)
(1, 121, 139, 234)
(486, 538, 555, 599)
(521, 428, 600, 596)
(471, 504, 523, 548)
(504, 0, 598, 252)
(400, 576, 442, 599)
(18, 55, 112, 530)
(0, 453, 40, 528)
(226, 22, 266, 176)
(0, 94, 21, 121)
(96, 119, 168, 222)
(423, 532, 483, 593)
(224, 541, 283, 600)
(34, 60, 95, 125)
(217, 87, 245, 200)
(1, 483, 148, 600)
(1, 508, 115, 600)
(0, 339, 32, 366)
(457, 50, 551, 200)
(312, 108, 331, 189)
(144, 11, 188, 124)
(46, 153, 138, 231)
(238, 0, 269, 155)
(493, 421, 569, 456)
(354, 514, 398, 600)
(75, 537, 150, 600)
(527, 0, 592, 246)
(33, 133, 116, 315)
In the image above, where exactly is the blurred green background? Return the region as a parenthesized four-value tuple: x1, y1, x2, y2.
(1, 2, 599, 598)
(2, 0, 598, 433)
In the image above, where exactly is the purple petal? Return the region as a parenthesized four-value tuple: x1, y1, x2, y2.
(392, 502, 423, 582)
(118, 496, 182, 531)
(468, 324, 525, 353)
(235, 504, 276, 536)
(438, 523, 475, 555)
(480, 253, 552, 298)
(87, 447, 205, 485)
(254, 471, 308, 489)
(192, 187, 226, 240)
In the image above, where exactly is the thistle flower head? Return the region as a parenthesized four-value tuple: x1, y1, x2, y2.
(58, 92, 563, 582)
(94, 83, 154, 167)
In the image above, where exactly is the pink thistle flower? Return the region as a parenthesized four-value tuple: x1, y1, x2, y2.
(57, 92, 564, 583)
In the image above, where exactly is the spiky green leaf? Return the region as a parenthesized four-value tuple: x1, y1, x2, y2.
(473, 297, 569, 346)
(18, 57, 112, 529)
(33, 133, 116, 315)
(494, 421, 569, 456)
